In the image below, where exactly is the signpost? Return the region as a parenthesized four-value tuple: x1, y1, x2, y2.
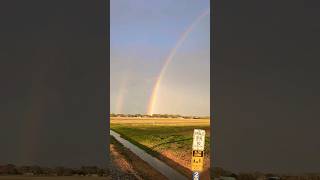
(191, 129, 205, 180)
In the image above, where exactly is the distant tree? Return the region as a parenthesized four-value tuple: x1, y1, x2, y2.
(116, 114, 124, 117)
(55, 166, 65, 176)
(252, 171, 265, 179)
(97, 168, 105, 176)
(0, 164, 110, 177)
(18, 166, 31, 174)
(238, 173, 256, 180)
(171, 114, 180, 118)
(63, 168, 74, 176)
(40, 167, 54, 176)
(30, 165, 43, 175)
(80, 166, 98, 175)
(0, 165, 6, 174)
(135, 114, 142, 117)
(75, 168, 86, 176)
(53, 166, 76, 176)
(88, 166, 98, 174)
(10, 164, 18, 174)
(1, 164, 18, 175)
(152, 114, 160, 118)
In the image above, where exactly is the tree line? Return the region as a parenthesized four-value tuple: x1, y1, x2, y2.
(0, 164, 108, 176)
(212, 167, 320, 180)
(110, 113, 210, 119)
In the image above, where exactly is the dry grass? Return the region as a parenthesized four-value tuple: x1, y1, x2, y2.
(111, 117, 210, 126)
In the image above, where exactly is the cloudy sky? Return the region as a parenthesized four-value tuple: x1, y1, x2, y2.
(110, 0, 210, 116)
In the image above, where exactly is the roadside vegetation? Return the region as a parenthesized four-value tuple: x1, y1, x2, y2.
(110, 116, 210, 178)
(0, 164, 109, 179)
(211, 167, 320, 180)
(110, 136, 167, 180)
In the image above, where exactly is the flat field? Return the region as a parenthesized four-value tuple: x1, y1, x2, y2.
(110, 117, 210, 178)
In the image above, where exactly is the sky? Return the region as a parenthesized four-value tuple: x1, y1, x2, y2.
(110, 0, 210, 116)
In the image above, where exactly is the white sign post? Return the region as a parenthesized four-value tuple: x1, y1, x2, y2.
(191, 129, 206, 180)
(192, 129, 206, 151)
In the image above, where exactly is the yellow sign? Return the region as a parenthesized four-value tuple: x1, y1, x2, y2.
(191, 156, 204, 172)
(191, 129, 205, 172)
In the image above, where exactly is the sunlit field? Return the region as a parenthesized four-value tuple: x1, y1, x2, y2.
(110, 117, 210, 177)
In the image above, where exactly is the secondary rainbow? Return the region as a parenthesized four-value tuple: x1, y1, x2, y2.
(114, 73, 129, 114)
(147, 9, 210, 115)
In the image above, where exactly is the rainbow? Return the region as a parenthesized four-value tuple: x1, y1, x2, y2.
(147, 9, 210, 115)
(114, 74, 129, 114)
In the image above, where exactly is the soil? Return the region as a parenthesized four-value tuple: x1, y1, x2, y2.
(110, 137, 167, 180)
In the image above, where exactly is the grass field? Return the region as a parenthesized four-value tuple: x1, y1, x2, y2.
(110, 117, 210, 178)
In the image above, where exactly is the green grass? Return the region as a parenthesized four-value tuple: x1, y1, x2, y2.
(110, 124, 210, 158)
(110, 118, 211, 177)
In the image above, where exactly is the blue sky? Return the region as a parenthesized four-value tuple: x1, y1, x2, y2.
(110, 0, 210, 116)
